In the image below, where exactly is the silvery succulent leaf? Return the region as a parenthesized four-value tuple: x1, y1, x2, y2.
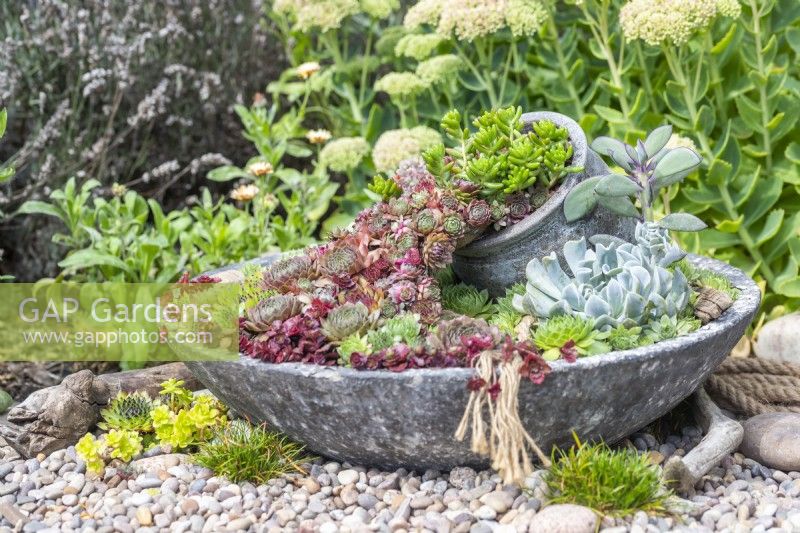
(589, 233, 628, 249)
(519, 221, 692, 330)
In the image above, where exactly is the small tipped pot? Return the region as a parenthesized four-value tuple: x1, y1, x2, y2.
(452, 111, 636, 296)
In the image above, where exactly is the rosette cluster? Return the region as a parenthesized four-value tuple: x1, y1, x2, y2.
(239, 158, 538, 369)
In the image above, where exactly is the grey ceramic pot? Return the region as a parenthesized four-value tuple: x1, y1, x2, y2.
(452, 111, 636, 296)
(187, 254, 760, 471)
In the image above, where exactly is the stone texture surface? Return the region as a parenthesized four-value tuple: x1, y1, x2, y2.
(740, 413, 800, 472)
(189, 255, 760, 471)
(753, 312, 800, 363)
(528, 503, 598, 533)
(452, 111, 637, 296)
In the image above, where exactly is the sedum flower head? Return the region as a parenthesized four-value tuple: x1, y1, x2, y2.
(438, 0, 506, 41)
(395, 34, 446, 60)
(372, 127, 442, 173)
(406, 0, 546, 41)
(665, 133, 698, 152)
(360, 0, 400, 19)
(274, 0, 360, 32)
(404, 0, 445, 30)
(505, 0, 548, 37)
(416, 54, 465, 85)
(715, 0, 741, 18)
(320, 137, 370, 172)
(619, 0, 737, 46)
(375, 72, 429, 100)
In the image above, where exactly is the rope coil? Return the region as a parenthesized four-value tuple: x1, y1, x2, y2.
(706, 357, 800, 417)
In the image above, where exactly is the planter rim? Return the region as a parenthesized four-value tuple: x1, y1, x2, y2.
(455, 110, 589, 257)
(227, 254, 760, 379)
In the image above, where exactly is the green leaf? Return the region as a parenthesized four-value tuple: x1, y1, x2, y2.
(715, 215, 743, 233)
(0, 166, 14, 182)
(593, 105, 627, 125)
(657, 213, 707, 232)
(735, 96, 762, 131)
(643, 125, 671, 158)
(652, 147, 702, 189)
(0, 108, 6, 138)
(597, 195, 638, 218)
(698, 229, 741, 248)
(563, 176, 602, 222)
(595, 173, 641, 197)
(207, 166, 252, 182)
(712, 24, 738, 54)
(16, 201, 63, 220)
(706, 158, 732, 186)
(590, 137, 632, 171)
(755, 209, 784, 245)
(787, 27, 800, 55)
(58, 250, 133, 274)
(786, 142, 800, 165)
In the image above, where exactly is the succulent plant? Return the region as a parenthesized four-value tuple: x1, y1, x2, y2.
(533, 315, 610, 361)
(464, 199, 492, 228)
(607, 325, 645, 351)
(243, 295, 303, 333)
(99, 391, 154, 432)
(321, 302, 375, 341)
(241, 314, 334, 365)
(564, 125, 705, 232)
(695, 270, 739, 300)
(430, 316, 497, 352)
(368, 175, 402, 200)
(264, 254, 313, 290)
(442, 213, 466, 236)
(421, 232, 455, 270)
(366, 313, 423, 351)
(241, 263, 272, 312)
(644, 315, 701, 343)
(514, 221, 692, 330)
(414, 208, 441, 234)
(441, 283, 494, 318)
(337, 334, 372, 366)
(424, 107, 580, 205)
(318, 244, 362, 276)
(105, 429, 144, 462)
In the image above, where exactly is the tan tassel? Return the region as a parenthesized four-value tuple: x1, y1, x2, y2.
(455, 351, 551, 486)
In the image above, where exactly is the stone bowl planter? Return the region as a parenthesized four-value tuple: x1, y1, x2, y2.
(187, 254, 760, 471)
(452, 111, 636, 296)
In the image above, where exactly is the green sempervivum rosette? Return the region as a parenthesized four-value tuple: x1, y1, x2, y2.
(98, 391, 154, 432)
(337, 334, 371, 366)
(645, 315, 701, 343)
(366, 313, 423, 351)
(533, 315, 610, 361)
(442, 283, 493, 319)
(607, 325, 645, 351)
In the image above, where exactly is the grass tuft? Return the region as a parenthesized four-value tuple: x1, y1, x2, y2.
(544, 434, 670, 516)
(194, 420, 310, 484)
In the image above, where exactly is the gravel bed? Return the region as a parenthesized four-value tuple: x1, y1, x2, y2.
(2, 426, 800, 533)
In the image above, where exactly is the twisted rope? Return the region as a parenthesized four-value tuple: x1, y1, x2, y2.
(706, 357, 800, 417)
(455, 351, 550, 486)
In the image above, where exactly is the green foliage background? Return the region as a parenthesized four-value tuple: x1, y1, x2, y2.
(11, 0, 800, 317)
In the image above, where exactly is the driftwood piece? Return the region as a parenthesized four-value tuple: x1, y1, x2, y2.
(0, 363, 199, 458)
(663, 387, 743, 493)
